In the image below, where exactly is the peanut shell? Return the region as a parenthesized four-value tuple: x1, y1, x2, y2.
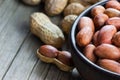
(30, 12, 65, 48)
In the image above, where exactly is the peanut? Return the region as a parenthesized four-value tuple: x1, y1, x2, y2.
(97, 25, 117, 44)
(106, 0, 120, 11)
(98, 59, 120, 74)
(91, 5, 105, 17)
(106, 17, 120, 30)
(22, 0, 41, 5)
(78, 17, 95, 31)
(83, 44, 96, 63)
(76, 27, 93, 47)
(30, 12, 65, 48)
(76, 17, 95, 47)
(64, 3, 85, 16)
(104, 8, 120, 18)
(93, 13, 109, 29)
(69, 0, 91, 7)
(57, 51, 73, 66)
(61, 15, 78, 34)
(38, 45, 58, 58)
(92, 31, 99, 46)
(112, 31, 120, 47)
(45, 0, 68, 16)
(94, 44, 120, 60)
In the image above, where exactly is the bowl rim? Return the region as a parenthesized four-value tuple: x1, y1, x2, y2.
(70, 0, 120, 77)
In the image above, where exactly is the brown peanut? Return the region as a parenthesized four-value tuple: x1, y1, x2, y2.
(84, 0, 100, 4)
(94, 44, 120, 60)
(57, 51, 73, 66)
(76, 17, 95, 47)
(76, 27, 94, 47)
(106, 17, 120, 30)
(112, 31, 120, 47)
(92, 31, 99, 46)
(39, 45, 58, 58)
(104, 8, 120, 18)
(91, 5, 105, 17)
(98, 59, 120, 74)
(83, 44, 96, 63)
(97, 25, 117, 44)
(93, 13, 109, 29)
(106, 0, 120, 11)
(78, 17, 95, 31)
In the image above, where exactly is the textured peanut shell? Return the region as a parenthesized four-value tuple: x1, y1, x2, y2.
(37, 49, 73, 72)
(69, 0, 91, 7)
(64, 3, 85, 16)
(84, 0, 101, 4)
(22, 0, 41, 5)
(30, 12, 65, 48)
(45, 0, 68, 16)
(61, 15, 78, 34)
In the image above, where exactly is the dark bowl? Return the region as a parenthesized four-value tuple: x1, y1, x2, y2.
(70, 0, 120, 80)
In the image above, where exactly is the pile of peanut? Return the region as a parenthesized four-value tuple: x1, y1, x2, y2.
(23, 0, 103, 35)
(22, 0, 103, 71)
(37, 45, 73, 71)
(76, 0, 120, 74)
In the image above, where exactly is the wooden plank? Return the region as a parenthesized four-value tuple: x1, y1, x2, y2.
(44, 65, 69, 80)
(3, 34, 41, 80)
(0, 0, 19, 31)
(28, 61, 51, 80)
(0, 0, 83, 80)
(0, 1, 39, 79)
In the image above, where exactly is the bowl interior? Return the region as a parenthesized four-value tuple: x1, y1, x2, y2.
(70, 0, 120, 77)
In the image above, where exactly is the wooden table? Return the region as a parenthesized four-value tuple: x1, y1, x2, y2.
(0, 0, 83, 80)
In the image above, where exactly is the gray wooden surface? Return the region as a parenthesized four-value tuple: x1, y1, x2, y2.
(0, 0, 82, 80)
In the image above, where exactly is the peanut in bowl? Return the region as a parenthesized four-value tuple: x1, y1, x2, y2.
(69, 0, 120, 80)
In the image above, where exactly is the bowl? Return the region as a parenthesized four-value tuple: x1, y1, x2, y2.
(69, 0, 120, 80)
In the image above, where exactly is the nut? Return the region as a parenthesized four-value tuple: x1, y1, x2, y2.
(94, 44, 120, 60)
(98, 59, 120, 74)
(97, 25, 117, 44)
(64, 2, 85, 16)
(105, 0, 120, 11)
(30, 12, 65, 48)
(91, 5, 105, 17)
(104, 8, 120, 18)
(112, 31, 120, 47)
(22, 0, 41, 5)
(38, 45, 58, 58)
(57, 51, 73, 66)
(83, 44, 96, 63)
(45, 0, 68, 16)
(61, 15, 78, 34)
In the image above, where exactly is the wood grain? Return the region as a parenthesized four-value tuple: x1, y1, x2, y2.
(0, 0, 82, 80)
